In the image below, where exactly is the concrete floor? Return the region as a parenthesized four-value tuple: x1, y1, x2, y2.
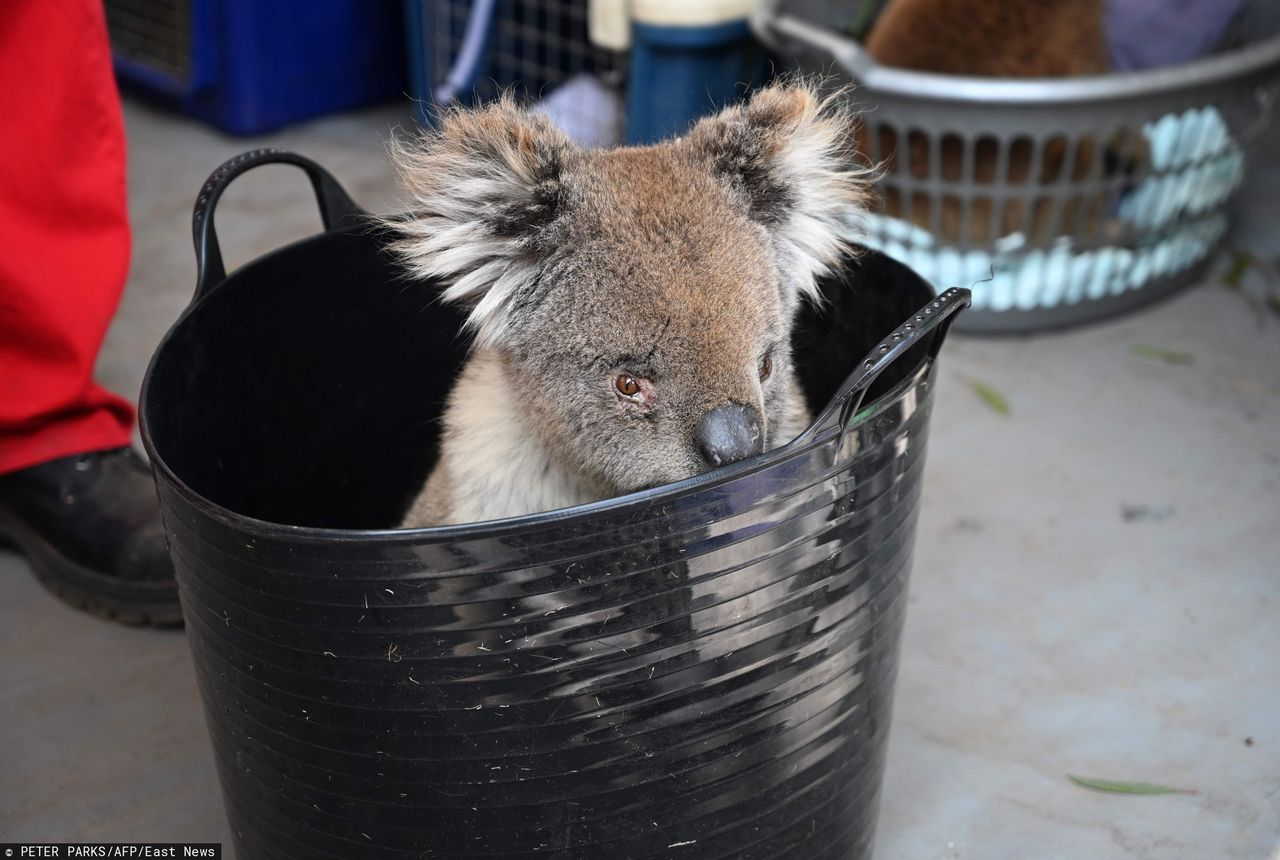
(2, 97, 1278, 859)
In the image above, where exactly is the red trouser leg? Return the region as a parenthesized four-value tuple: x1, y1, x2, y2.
(0, 0, 135, 475)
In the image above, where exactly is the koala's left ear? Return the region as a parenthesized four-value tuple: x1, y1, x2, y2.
(684, 83, 871, 304)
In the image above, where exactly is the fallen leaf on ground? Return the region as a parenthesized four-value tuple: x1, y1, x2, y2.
(1131, 344, 1194, 365)
(1120, 503, 1176, 523)
(1224, 249, 1253, 287)
(1068, 775, 1196, 796)
(970, 381, 1010, 416)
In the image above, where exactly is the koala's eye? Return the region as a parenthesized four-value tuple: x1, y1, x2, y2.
(615, 374, 641, 397)
(759, 354, 774, 382)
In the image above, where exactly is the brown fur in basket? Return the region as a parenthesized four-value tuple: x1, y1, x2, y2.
(860, 0, 1125, 245)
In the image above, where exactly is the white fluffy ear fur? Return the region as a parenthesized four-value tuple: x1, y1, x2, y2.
(387, 98, 575, 347)
(684, 83, 873, 305)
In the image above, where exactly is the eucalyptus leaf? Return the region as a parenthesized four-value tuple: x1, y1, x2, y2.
(1131, 344, 1194, 365)
(970, 381, 1010, 416)
(1068, 775, 1195, 796)
(1224, 248, 1252, 287)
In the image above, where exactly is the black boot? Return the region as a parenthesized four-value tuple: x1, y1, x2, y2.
(0, 447, 181, 626)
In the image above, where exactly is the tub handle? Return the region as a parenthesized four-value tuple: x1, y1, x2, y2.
(191, 148, 365, 302)
(830, 287, 971, 438)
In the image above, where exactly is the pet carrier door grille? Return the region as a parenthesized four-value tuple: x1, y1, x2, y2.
(105, 0, 192, 85)
(430, 0, 625, 105)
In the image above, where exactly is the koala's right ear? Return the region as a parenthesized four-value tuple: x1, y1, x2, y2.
(388, 98, 575, 347)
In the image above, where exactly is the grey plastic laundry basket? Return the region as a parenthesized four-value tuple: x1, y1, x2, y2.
(754, 2, 1280, 332)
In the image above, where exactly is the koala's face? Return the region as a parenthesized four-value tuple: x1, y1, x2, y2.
(503, 151, 800, 490)
(391, 84, 868, 492)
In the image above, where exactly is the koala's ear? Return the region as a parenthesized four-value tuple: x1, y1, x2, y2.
(684, 83, 871, 304)
(388, 98, 575, 346)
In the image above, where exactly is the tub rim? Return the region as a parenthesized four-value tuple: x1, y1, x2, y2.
(141, 355, 932, 546)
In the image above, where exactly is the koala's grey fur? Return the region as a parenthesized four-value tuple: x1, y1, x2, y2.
(389, 83, 870, 527)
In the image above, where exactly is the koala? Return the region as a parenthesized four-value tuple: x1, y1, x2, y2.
(865, 0, 1110, 79)
(390, 83, 870, 527)
(860, 0, 1127, 245)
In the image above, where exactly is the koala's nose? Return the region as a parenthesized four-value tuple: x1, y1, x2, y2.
(696, 403, 764, 468)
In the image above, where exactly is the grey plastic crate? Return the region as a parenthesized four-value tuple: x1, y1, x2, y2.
(754, 2, 1280, 332)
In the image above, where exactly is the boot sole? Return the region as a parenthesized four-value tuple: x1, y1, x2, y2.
(0, 508, 183, 628)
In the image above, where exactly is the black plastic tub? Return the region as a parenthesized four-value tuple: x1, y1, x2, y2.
(140, 150, 968, 860)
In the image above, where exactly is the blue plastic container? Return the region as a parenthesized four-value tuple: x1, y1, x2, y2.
(625, 19, 765, 144)
(108, 0, 406, 135)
